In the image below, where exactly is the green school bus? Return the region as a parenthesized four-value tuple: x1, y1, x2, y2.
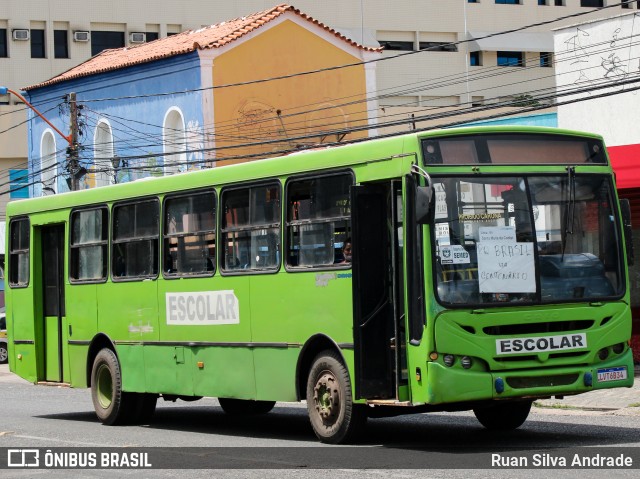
(5, 126, 634, 443)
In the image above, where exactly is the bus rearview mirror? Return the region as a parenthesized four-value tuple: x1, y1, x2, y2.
(620, 198, 634, 267)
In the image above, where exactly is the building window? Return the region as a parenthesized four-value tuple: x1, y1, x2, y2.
(622, 0, 635, 8)
(9, 218, 30, 287)
(379, 40, 414, 51)
(538, 0, 548, 5)
(497, 51, 524, 67)
(40, 130, 58, 195)
(70, 207, 108, 282)
(145, 32, 159, 42)
(54, 30, 68, 58)
(419, 42, 457, 52)
(555, 0, 564, 5)
(580, 0, 603, 6)
(91, 31, 124, 56)
(495, 0, 520, 4)
(540, 52, 552, 67)
(221, 183, 280, 272)
(286, 173, 352, 269)
(0, 29, 7, 57)
(112, 199, 159, 279)
(9, 169, 29, 199)
(164, 191, 216, 277)
(468, 0, 478, 3)
(470, 51, 482, 66)
(163, 108, 186, 175)
(94, 120, 114, 187)
(30, 29, 45, 58)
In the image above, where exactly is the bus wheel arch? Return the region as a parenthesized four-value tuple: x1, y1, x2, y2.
(296, 334, 346, 401)
(86, 334, 117, 387)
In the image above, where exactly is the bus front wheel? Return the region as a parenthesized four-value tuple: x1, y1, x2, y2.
(306, 351, 366, 444)
(473, 400, 532, 430)
(90, 348, 131, 425)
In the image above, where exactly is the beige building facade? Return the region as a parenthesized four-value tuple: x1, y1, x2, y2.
(0, 0, 635, 217)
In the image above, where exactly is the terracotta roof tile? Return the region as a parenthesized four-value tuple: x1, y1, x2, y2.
(25, 3, 381, 91)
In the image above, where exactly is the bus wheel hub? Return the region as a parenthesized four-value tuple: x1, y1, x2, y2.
(314, 373, 339, 421)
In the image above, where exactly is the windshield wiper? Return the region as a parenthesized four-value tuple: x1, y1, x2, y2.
(561, 166, 576, 262)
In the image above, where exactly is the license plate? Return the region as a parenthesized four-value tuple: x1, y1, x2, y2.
(596, 366, 628, 383)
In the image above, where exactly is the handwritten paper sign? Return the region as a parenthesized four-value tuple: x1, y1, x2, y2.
(477, 241, 536, 293)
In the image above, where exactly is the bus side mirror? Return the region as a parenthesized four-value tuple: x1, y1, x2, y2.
(620, 199, 634, 266)
(415, 186, 433, 224)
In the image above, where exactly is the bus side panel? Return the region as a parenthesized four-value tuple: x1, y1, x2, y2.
(157, 276, 256, 399)
(118, 344, 146, 392)
(192, 347, 255, 398)
(252, 348, 298, 401)
(250, 273, 353, 401)
(144, 345, 194, 396)
(66, 284, 98, 387)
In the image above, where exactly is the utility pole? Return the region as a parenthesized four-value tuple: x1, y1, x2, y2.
(67, 92, 80, 191)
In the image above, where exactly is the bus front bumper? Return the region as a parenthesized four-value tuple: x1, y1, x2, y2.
(424, 349, 634, 405)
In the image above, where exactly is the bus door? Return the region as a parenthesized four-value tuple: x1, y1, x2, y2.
(351, 182, 405, 400)
(40, 224, 66, 382)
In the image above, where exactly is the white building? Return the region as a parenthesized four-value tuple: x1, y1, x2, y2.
(0, 0, 636, 218)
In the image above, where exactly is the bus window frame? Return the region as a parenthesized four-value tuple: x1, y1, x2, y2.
(161, 188, 217, 280)
(111, 196, 160, 282)
(284, 169, 354, 273)
(8, 216, 30, 288)
(69, 205, 109, 284)
(219, 180, 282, 276)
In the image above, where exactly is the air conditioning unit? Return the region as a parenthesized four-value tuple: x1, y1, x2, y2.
(12, 29, 30, 41)
(129, 32, 146, 43)
(73, 31, 90, 42)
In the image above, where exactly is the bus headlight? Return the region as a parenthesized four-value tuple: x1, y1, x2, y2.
(612, 343, 624, 354)
(443, 354, 455, 367)
(460, 356, 472, 369)
(598, 348, 609, 361)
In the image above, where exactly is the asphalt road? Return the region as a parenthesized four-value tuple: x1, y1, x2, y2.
(0, 364, 639, 478)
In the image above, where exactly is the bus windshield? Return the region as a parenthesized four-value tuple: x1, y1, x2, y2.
(433, 174, 624, 306)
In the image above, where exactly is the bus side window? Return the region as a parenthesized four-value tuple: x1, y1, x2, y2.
(286, 173, 352, 269)
(70, 207, 108, 282)
(163, 191, 216, 277)
(220, 182, 281, 273)
(112, 199, 160, 280)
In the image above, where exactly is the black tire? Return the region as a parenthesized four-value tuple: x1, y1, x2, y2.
(90, 348, 133, 425)
(218, 398, 276, 415)
(0, 343, 7, 364)
(306, 351, 366, 444)
(473, 400, 532, 430)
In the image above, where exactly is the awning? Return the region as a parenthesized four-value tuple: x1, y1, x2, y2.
(468, 31, 553, 53)
(607, 143, 640, 190)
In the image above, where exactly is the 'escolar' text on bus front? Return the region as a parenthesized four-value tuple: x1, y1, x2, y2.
(166, 291, 239, 325)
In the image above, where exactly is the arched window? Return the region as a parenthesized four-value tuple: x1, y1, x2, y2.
(163, 108, 186, 175)
(40, 130, 58, 195)
(94, 120, 114, 187)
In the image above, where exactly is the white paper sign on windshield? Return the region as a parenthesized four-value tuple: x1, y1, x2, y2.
(477, 241, 536, 293)
(479, 226, 516, 243)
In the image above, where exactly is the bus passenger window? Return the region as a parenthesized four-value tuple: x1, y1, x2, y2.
(163, 191, 216, 277)
(112, 199, 160, 280)
(8, 218, 30, 287)
(286, 173, 352, 269)
(70, 207, 108, 282)
(221, 182, 280, 273)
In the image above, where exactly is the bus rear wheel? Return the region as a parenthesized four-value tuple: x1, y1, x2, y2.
(306, 351, 366, 444)
(473, 400, 532, 430)
(218, 398, 276, 415)
(90, 348, 132, 425)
